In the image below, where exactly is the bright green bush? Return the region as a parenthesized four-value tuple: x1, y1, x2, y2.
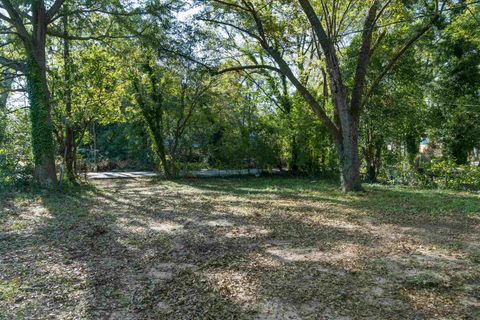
(379, 158, 480, 191)
(417, 159, 480, 191)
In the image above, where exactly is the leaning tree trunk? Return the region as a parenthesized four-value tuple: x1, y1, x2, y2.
(26, 55, 57, 186)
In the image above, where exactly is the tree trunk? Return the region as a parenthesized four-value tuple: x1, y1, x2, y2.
(365, 164, 376, 183)
(337, 122, 363, 192)
(65, 129, 75, 181)
(0, 75, 13, 142)
(26, 55, 57, 186)
(63, 11, 76, 183)
(364, 130, 382, 183)
(0, 76, 12, 108)
(23, 3, 57, 186)
(364, 138, 376, 183)
(290, 135, 299, 175)
(151, 131, 171, 178)
(364, 145, 381, 183)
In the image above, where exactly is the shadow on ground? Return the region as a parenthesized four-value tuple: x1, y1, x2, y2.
(0, 177, 479, 319)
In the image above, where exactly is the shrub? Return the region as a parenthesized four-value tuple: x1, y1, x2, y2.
(417, 159, 480, 191)
(378, 158, 480, 191)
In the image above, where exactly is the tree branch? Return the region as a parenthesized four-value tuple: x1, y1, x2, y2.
(199, 17, 262, 41)
(216, 64, 282, 74)
(46, 0, 66, 22)
(350, 0, 379, 118)
(0, 0, 30, 41)
(0, 56, 25, 72)
(362, 1, 446, 107)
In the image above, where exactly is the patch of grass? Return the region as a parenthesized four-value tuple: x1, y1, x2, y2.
(0, 279, 20, 301)
(360, 184, 480, 216)
(405, 272, 451, 289)
(174, 177, 480, 216)
(7, 223, 23, 232)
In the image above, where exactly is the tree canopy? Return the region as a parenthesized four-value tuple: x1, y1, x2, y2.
(0, 0, 479, 192)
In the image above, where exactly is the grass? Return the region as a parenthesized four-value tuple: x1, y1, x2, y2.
(0, 279, 20, 301)
(0, 177, 479, 319)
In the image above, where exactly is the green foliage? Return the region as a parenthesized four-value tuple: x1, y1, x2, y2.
(95, 121, 154, 168)
(51, 43, 127, 133)
(0, 279, 20, 301)
(417, 159, 480, 191)
(380, 158, 480, 192)
(427, 5, 480, 165)
(290, 99, 338, 176)
(26, 57, 55, 170)
(0, 109, 33, 190)
(0, 0, 479, 191)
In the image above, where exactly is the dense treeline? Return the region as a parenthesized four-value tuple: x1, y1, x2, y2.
(0, 0, 479, 192)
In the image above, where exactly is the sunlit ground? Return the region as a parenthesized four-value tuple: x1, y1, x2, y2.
(1, 177, 479, 319)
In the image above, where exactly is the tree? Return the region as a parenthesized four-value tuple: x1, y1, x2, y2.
(347, 27, 429, 182)
(51, 43, 126, 177)
(132, 54, 213, 177)
(200, 0, 446, 191)
(61, 5, 75, 182)
(428, 3, 480, 165)
(0, 0, 142, 185)
(0, 0, 68, 185)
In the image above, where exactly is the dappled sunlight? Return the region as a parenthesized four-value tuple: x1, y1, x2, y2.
(206, 269, 260, 305)
(415, 246, 464, 261)
(224, 225, 271, 239)
(266, 243, 363, 266)
(149, 220, 185, 233)
(245, 252, 283, 270)
(1, 178, 478, 318)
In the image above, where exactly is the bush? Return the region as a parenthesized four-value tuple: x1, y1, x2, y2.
(431, 161, 480, 190)
(0, 111, 34, 190)
(379, 158, 480, 191)
(0, 148, 33, 190)
(416, 159, 480, 191)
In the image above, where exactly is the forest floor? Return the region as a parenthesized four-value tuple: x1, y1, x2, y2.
(1, 177, 479, 319)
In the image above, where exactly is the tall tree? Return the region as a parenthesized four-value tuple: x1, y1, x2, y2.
(428, 3, 480, 165)
(201, 0, 446, 191)
(61, 5, 76, 182)
(0, 0, 67, 185)
(133, 54, 213, 177)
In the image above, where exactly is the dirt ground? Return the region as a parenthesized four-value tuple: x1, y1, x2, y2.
(1, 177, 479, 319)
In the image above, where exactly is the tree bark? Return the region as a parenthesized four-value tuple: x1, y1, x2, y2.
(63, 10, 76, 183)
(0, 75, 13, 142)
(65, 128, 75, 181)
(26, 55, 57, 186)
(364, 131, 382, 183)
(18, 1, 59, 186)
(291, 135, 299, 174)
(337, 121, 363, 192)
(0, 0, 74, 186)
(0, 76, 13, 108)
(152, 130, 171, 178)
